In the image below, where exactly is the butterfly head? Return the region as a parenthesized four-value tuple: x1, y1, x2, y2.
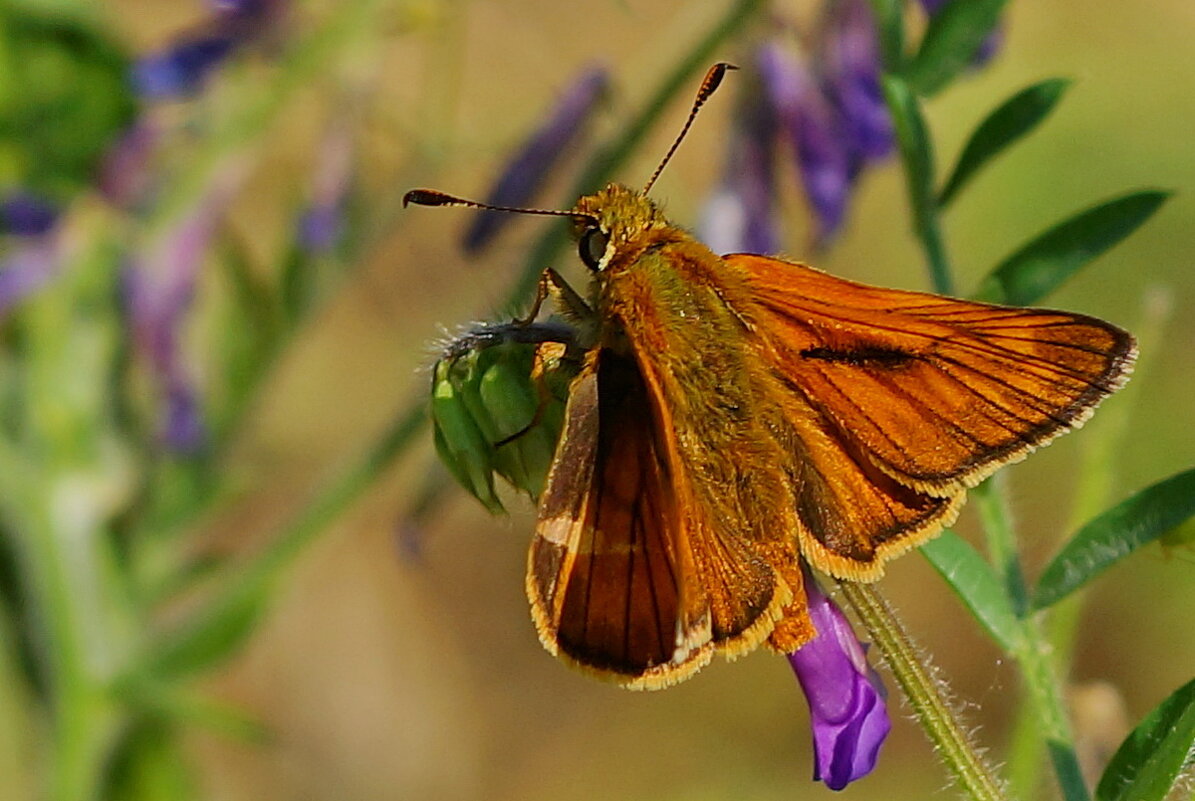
(571, 183, 671, 273)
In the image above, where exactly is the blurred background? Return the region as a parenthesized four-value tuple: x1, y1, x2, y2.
(1, 1, 1193, 799)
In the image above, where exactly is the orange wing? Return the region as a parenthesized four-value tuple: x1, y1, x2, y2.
(730, 253, 1136, 576)
(528, 348, 805, 689)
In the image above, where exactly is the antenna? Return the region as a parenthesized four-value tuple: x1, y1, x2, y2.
(405, 64, 736, 217)
(641, 62, 737, 196)
(402, 189, 597, 224)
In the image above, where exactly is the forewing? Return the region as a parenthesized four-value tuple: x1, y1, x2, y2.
(734, 253, 1135, 493)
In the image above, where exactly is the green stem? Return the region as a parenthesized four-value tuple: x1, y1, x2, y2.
(25, 509, 113, 801)
(882, 74, 955, 296)
(1015, 627, 1091, 801)
(917, 206, 954, 296)
(838, 582, 1010, 801)
(504, 0, 768, 311)
(972, 477, 1029, 617)
(966, 435, 1088, 801)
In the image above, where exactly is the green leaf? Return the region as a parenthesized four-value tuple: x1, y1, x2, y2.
(1095, 678, 1195, 801)
(974, 190, 1171, 305)
(939, 78, 1071, 207)
(145, 579, 270, 679)
(1033, 468, 1195, 609)
(906, 0, 1007, 96)
(921, 532, 1023, 651)
(884, 75, 936, 199)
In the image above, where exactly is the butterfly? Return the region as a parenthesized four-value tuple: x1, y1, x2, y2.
(407, 64, 1136, 690)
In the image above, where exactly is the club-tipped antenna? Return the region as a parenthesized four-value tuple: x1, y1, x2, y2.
(641, 62, 737, 196)
(402, 189, 597, 224)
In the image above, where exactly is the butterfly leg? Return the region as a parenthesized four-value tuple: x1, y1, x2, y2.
(494, 340, 578, 448)
(515, 268, 593, 326)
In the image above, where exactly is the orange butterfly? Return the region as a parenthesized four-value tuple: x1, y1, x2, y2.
(408, 64, 1135, 690)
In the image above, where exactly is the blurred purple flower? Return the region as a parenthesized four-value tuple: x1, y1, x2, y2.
(463, 64, 609, 252)
(1, 192, 59, 237)
(132, 0, 283, 99)
(297, 205, 341, 254)
(133, 36, 234, 98)
(125, 178, 239, 452)
(163, 376, 207, 453)
(698, 83, 779, 255)
(820, 0, 894, 163)
(758, 41, 854, 245)
(296, 116, 355, 254)
(0, 237, 59, 318)
(917, 0, 1003, 66)
(788, 569, 890, 791)
(98, 121, 162, 209)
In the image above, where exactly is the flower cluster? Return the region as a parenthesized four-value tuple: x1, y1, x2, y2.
(702, 0, 1000, 252)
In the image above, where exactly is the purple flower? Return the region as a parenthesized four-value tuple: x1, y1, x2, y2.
(757, 41, 854, 245)
(125, 175, 240, 452)
(1, 192, 59, 237)
(463, 64, 609, 252)
(788, 570, 890, 790)
(132, 0, 283, 99)
(819, 0, 894, 163)
(132, 36, 235, 98)
(98, 121, 162, 209)
(295, 116, 355, 254)
(0, 237, 59, 319)
(698, 82, 779, 255)
(297, 205, 341, 254)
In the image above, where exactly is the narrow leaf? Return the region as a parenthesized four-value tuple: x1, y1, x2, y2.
(907, 0, 1007, 96)
(884, 75, 936, 197)
(1033, 468, 1195, 609)
(921, 532, 1023, 651)
(939, 78, 1071, 207)
(974, 190, 1171, 305)
(1095, 678, 1195, 801)
(146, 581, 269, 679)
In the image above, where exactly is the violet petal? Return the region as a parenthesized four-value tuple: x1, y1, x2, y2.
(787, 571, 891, 790)
(757, 41, 854, 244)
(699, 77, 779, 256)
(463, 65, 608, 252)
(820, 0, 894, 164)
(0, 192, 59, 237)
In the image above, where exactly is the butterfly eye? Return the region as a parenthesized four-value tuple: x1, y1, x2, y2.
(579, 227, 609, 271)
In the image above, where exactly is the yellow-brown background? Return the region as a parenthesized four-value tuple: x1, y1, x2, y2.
(106, 1, 1195, 799)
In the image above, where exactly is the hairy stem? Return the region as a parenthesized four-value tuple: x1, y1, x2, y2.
(839, 581, 1010, 801)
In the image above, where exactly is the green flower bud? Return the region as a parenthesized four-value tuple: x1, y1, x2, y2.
(431, 357, 504, 512)
(430, 322, 581, 511)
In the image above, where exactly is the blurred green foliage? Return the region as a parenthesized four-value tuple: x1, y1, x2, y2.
(0, 2, 134, 197)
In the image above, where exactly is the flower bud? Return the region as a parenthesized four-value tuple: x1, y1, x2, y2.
(430, 323, 580, 511)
